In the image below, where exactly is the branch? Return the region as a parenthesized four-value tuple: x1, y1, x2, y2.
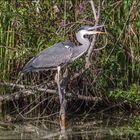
(0, 82, 56, 93)
(0, 82, 101, 102)
(90, 0, 97, 21)
(86, 0, 102, 68)
(70, 68, 87, 81)
(67, 93, 101, 102)
(94, 33, 108, 51)
(0, 90, 34, 102)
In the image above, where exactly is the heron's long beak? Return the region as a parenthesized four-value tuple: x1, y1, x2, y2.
(88, 25, 104, 30)
(88, 30, 105, 35)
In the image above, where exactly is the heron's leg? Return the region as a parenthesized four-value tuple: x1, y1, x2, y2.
(57, 66, 62, 104)
(56, 66, 66, 134)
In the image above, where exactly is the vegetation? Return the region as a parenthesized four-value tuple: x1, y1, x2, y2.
(0, 0, 140, 111)
(0, 1, 140, 139)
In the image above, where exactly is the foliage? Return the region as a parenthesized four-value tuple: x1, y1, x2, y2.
(0, 0, 140, 105)
(108, 116, 140, 138)
(109, 84, 140, 104)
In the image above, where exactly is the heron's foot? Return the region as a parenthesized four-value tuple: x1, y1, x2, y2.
(60, 113, 65, 130)
(59, 113, 67, 139)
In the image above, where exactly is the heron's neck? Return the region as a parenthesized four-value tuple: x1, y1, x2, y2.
(76, 32, 90, 48)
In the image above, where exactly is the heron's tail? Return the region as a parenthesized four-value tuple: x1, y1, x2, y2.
(22, 57, 35, 74)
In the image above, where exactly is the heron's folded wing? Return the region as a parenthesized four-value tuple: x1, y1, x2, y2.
(31, 42, 73, 69)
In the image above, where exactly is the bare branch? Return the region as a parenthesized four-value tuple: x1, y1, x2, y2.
(86, 0, 102, 68)
(90, 0, 97, 21)
(0, 82, 101, 102)
(94, 33, 108, 51)
(0, 82, 56, 93)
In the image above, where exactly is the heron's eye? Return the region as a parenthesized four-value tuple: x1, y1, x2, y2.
(84, 35, 89, 38)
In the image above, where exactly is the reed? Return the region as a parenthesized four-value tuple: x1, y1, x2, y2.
(0, 0, 139, 105)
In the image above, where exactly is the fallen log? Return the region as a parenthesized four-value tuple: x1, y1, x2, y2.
(0, 82, 101, 102)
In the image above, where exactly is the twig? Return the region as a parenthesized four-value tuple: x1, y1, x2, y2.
(0, 84, 101, 102)
(0, 82, 56, 94)
(70, 68, 87, 81)
(67, 93, 101, 102)
(94, 30, 108, 51)
(0, 90, 33, 102)
(90, 0, 97, 21)
(64, 0, 67, 37)
(86, 0, 102, 68)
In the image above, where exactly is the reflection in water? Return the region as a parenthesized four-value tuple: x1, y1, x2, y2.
(0, 112, 140, 139)
(0, 86, 140, 139)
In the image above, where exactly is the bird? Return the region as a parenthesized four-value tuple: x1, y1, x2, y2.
(22, 25, 104, 133)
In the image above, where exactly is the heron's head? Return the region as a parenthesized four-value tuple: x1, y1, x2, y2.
(78, 25, 104, 36)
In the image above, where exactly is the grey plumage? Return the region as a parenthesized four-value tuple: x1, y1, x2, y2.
(22, 25, 103, 73)
(22, 41, 74, 73)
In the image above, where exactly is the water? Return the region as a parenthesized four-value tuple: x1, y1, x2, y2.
(0, 112, 140, 139)
(0, 86, 140, 139)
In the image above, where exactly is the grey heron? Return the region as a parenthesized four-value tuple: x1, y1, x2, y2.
(22, 25, 104, 133)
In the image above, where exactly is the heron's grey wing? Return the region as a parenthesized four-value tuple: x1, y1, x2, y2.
(22, 41, 73, 73)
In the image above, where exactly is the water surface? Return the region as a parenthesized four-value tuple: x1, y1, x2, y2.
(0, 112, 140, 139)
